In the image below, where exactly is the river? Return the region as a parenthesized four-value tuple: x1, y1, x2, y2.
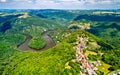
(18, 31, 55, 52)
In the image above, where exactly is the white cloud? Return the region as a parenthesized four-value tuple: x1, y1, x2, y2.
(34, 0, 57, 8)
(13, 0, 32, 3)
(81, 0, 113, 4)
(0, 0, 6, 2)
(95, 0, 112, 4)
(33, 0, 86, 9)
(0, 0, 120, 9)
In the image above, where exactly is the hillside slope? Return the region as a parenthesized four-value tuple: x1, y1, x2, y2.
(1, 30, 115, 75)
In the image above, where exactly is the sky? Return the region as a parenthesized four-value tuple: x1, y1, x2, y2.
(0, 0, 120, 9)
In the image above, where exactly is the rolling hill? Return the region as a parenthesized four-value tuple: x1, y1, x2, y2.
(0, 10, 120, 75)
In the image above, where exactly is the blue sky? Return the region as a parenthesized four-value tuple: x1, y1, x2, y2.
(0, 0, 120, 9)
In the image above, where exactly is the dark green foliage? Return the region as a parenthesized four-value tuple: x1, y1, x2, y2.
(63, 68, 72, 75)
(36, 13, 47, 18)
(66, 34, 77, 43)
(0, 42, 19, 74)
(69, 61, 80, 73)
(37, 10, 80, 25)
(102, 50, 120, 70)
(74, 15, 120, 48)
(0, 14, 22, 23)
(97, 71, 104, 75)
(48, 30, 73, 44)
(28, 36, 46, 49)
(1, 33, 25, 46)
(108, 67, 115, 71)
(69, 26, 79, 29)
(109, 23, 120, 30)
(97, 41, 115, 50)
(74, 14, 120, 22)
(0, 21, 12, 32)
(88, 22, 120, 48)
(88, 55, 97, 61)
(83, 30, 115, 50)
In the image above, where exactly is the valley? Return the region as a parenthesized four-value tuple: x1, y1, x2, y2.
(0, 9, 120, 75)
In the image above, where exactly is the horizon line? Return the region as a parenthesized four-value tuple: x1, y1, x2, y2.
(0, 8, 120, 10)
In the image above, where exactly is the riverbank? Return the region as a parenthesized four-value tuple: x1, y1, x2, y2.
(18, 31, 56, 51)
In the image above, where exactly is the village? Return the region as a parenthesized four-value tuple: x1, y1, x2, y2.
(76, 35, 101, 75)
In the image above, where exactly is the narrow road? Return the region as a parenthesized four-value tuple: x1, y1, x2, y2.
(76, 36, 97, 75)
(18, 31, 55, 51)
